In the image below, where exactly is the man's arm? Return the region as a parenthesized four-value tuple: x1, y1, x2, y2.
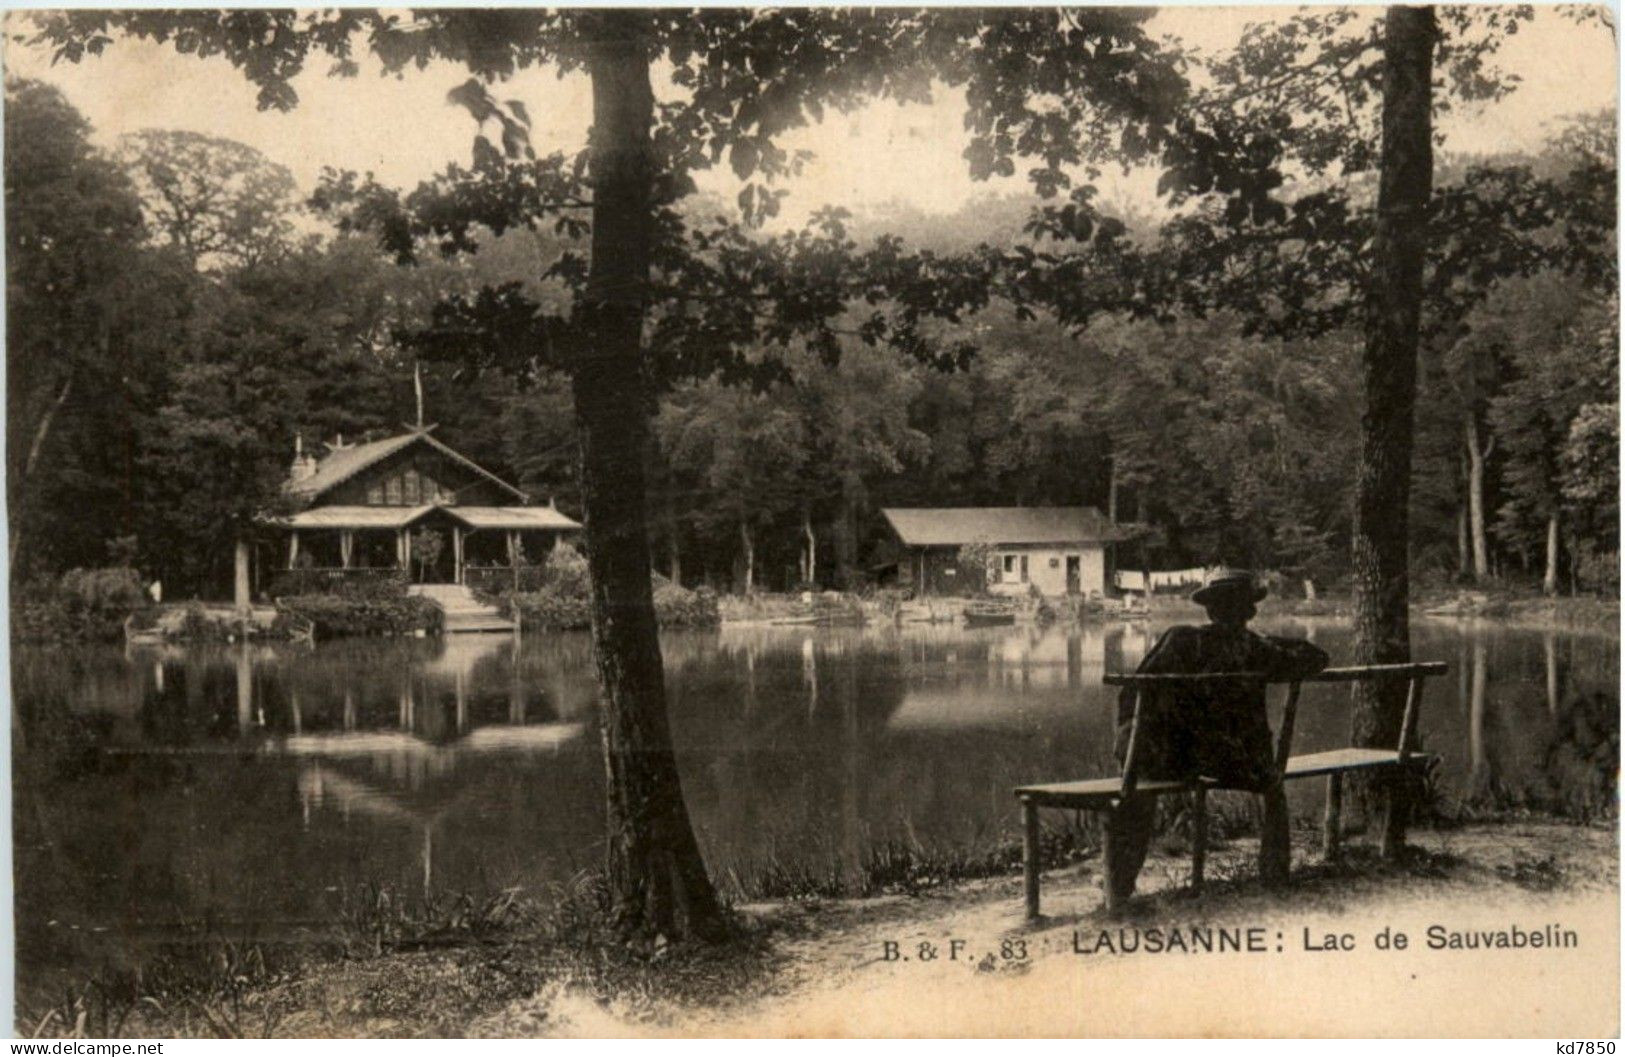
(1250, 634, 1330, 681)
(1136, 625, 1201, 674)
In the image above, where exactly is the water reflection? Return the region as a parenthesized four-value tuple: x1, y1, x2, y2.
(12, 618, 1618, 983)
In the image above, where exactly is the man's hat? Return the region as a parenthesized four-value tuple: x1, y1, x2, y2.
(1191, 568, 1267, 606)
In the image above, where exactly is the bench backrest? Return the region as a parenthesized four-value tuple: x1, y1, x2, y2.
(1104, 662, 1449, 795)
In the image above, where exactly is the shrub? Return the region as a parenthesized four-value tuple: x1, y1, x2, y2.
(543, 542, 591, 596)
(11, 566, 148, 643)
(655, 582, 721, 628)
(505, 588, 593, 630)
(177, 601, 228, 643)
(504, 581, 719, 631)
(277, 592, 442, 639)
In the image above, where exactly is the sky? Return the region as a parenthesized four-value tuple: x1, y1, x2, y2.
(3, 6, 1618, 225)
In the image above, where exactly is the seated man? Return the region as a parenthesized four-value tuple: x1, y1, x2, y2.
(1105, 568, 1328, 907)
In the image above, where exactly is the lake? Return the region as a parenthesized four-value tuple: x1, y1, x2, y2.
(12, 617, 1618, 982)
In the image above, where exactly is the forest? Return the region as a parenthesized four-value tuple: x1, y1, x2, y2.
(6, 46, 1617, 603)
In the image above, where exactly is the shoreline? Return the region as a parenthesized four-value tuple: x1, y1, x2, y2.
(719, 589, 1620, 636)
(23, 818, 1616, 1038)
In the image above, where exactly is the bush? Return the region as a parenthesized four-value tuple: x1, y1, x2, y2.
(277, 592, 442, 639)
(655, 582, 721, 628)
(543, 542, 591, 596)
(505, 587, 593, 630)
(11, 566, 148, 643)
(504, 581, 719, 631)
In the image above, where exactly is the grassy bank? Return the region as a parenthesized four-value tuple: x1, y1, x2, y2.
(20, 810, 1614, 1038)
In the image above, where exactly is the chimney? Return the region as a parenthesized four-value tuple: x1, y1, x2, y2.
(289, 433, 318, 484)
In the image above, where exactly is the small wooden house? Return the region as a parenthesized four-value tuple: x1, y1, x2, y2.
(238, 429, 580, 606)
(881, 507, 1136, 598)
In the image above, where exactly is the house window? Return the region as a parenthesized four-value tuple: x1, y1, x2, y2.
(1001, 554, 1029, 583)
(367, 481, 383, 505)
(385, 474, 401, 504)
(403, 468, 420, 504)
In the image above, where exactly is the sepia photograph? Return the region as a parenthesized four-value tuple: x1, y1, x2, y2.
(3, 3, 1619, 1039)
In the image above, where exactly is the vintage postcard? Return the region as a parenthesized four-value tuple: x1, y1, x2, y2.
(4, 4, 1619, 1039)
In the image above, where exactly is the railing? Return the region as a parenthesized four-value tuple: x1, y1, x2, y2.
(267, 567, 408, 597)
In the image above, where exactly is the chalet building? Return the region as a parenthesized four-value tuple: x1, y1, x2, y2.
(880, 507, 1138, 598)
(235, 429, 579, 607)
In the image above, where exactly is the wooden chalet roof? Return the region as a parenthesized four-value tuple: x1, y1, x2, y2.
(881, 507, 1137, 547)
(288, 429, 527, 503)
(283, 505, 436, 529)
(453, 506, 580, 531)
(277, 504, 580, 532)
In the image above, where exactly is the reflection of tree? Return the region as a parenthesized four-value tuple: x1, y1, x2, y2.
(1468, 640, 1488, 792)
(1541, 691, 1619, 821)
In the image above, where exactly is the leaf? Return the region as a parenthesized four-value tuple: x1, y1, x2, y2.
(730, 139, 759, 181)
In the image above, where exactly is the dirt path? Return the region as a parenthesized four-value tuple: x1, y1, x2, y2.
(475, 822, 1618, 1037)
(91, 821, 1612, 1038)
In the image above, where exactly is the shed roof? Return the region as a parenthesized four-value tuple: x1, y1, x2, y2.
(881, 507, 1133, 547)
(288, 430, 527, 503)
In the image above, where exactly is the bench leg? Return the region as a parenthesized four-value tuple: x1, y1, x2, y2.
(1258, 783, 1290, 888)
(1022, 797, 1041, 921)
(1190, 787, 1208, 891)
(1324, 773, 1343, 861)
(1380, 774, 1409, 861)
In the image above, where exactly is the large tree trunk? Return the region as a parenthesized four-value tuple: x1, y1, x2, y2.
(1543, 513, 1560, 595)
(1350, 5, 1436, 861)
(574, 12, 726, 944)
(1463, 410, 1490, 581)
(739, 520, 755, 594)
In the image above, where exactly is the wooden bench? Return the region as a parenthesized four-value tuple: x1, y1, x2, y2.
(1014, 661, 1448, 919)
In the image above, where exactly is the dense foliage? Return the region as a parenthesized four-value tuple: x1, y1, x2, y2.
(7, 15, 1616, 602)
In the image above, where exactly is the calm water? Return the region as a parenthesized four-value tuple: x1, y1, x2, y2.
(13, 618, 1618, 979)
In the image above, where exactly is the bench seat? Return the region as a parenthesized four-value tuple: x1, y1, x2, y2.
(1283, 747, 1437, 779)
(1014, 776, 1210, 808)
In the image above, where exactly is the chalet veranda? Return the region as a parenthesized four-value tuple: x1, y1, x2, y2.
(236, 428, 581, 611)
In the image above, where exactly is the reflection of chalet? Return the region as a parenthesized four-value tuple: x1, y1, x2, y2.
(253, 429, 580, 594)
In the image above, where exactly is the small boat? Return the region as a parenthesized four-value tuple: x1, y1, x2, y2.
(962, 602, 1016, 627)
